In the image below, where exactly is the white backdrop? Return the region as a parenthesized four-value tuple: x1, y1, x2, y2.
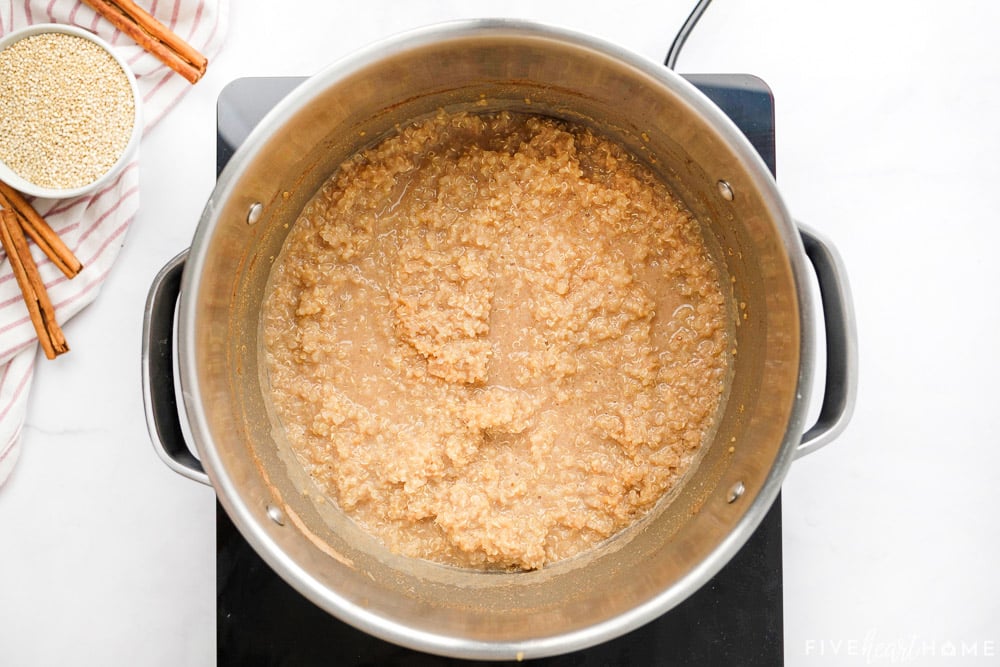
(1, 2, 998, 665)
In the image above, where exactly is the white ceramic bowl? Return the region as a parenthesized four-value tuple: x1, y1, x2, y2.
(0, 23, 142, 199)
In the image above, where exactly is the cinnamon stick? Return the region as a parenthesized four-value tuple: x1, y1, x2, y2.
(81, 0, 208, 84)
(115, 0, 208, 70)
(0, 181, 82, 279)
(0, 210, 69, 359)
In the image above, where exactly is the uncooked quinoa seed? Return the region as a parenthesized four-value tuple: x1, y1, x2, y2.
(0, 32, 135, 190)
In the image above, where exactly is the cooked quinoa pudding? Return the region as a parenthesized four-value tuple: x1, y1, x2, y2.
(262, 110, 730, 571)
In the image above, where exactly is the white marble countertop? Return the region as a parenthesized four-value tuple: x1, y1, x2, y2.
(2, 1, 998, 665)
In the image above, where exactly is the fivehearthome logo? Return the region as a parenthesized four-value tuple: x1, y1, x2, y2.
(803, 631, 997, 663)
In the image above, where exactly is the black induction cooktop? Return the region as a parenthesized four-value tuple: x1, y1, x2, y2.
(215, 75, 783, 666)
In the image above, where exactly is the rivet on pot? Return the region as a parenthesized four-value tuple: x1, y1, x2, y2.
(266, 503, 285, 526)
(726, 480, 745, 504)
(247, 202, 263, 225)
(717, 180, 734, 201)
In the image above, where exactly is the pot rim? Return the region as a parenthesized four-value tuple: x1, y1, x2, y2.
(178, 18, 814, 660)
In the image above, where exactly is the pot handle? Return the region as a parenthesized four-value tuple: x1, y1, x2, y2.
(141, 250, 211, 485)
(795, 223, 858, 458)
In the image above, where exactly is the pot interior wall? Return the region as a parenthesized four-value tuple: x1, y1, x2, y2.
(186, 26, 801, 650)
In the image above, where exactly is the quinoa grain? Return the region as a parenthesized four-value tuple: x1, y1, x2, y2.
(0, 32, 135, 190)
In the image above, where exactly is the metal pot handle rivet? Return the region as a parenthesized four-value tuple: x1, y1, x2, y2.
(247, 201, 263, 225)
(717, 180, 734, 201)
(266, 504, 285, 526)
(726, 480, 745, 503)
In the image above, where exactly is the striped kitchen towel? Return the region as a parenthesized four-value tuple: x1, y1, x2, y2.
(0, 0, 229, 485)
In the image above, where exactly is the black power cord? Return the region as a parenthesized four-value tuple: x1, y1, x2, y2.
(664, 0, 714, 69)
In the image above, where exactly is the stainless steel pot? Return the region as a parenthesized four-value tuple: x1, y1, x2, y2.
(141, 20, 857, 660)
